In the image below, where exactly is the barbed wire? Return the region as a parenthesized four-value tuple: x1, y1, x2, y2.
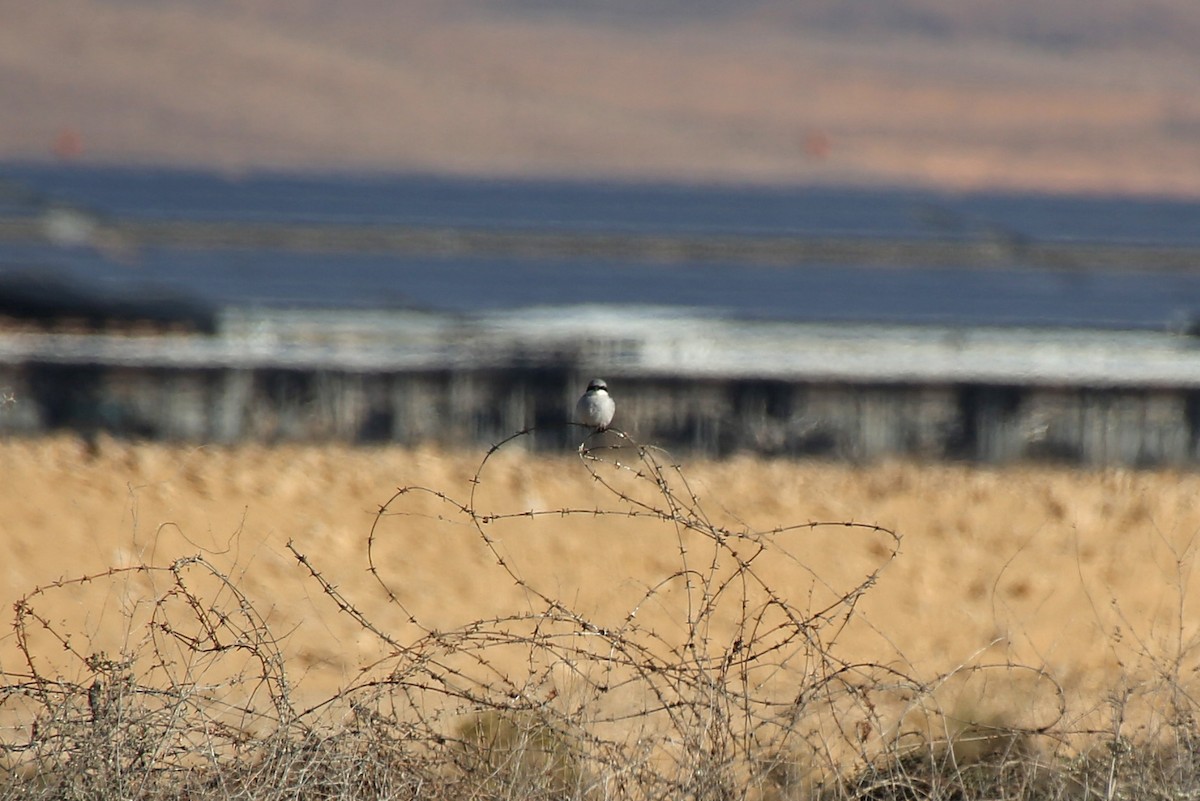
(0, 426, 1132, 800)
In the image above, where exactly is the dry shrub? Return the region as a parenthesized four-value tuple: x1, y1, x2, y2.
(1, 425, 1198, 800)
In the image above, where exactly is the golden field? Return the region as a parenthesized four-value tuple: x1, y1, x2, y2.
(2, 433, 1199, 744)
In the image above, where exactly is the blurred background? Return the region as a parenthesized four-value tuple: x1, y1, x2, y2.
(2, 0, 1200, 463)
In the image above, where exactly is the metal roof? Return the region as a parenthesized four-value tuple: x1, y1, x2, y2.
(5, 307, 1200, 388)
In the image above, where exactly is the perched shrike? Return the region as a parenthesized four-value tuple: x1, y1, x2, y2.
(575, 379, 615, 432)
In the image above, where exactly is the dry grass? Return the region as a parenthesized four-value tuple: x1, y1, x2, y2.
(3, 431, 1200, 798)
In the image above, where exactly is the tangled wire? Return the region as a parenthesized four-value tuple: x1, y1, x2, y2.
(1, 427, 1073, 800)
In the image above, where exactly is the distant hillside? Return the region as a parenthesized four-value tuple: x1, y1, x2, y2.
(493, 0, 1200, 50)
(1, 0, 1198, 195)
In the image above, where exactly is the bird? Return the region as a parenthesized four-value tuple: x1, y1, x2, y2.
(575, 378, 615, 432)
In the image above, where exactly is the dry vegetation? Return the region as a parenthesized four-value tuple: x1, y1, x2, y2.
(3, 431, 1200, 798)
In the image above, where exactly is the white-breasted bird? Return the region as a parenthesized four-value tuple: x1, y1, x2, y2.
(575, 379, 615, 432)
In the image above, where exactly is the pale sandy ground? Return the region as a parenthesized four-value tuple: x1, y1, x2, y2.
(2, 434, 1199, 747)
